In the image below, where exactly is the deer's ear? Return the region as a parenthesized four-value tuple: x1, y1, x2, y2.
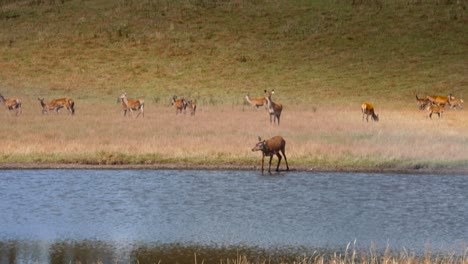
(258, 136, 262, 142)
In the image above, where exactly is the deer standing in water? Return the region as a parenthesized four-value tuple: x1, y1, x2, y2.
(251, 136, 289, 173)
(265, 90, 283, 125)
(38, 97, 75, 115)
(0, 94, 22, 115)
(361, 103, 379, 122)
(118, 93, 144, 118)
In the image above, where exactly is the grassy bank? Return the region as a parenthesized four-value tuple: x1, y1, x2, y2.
(0, 101, 467, 173)
(0, 0, 467, 172)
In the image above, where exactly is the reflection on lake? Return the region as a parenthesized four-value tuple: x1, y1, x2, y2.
(0, 170, 467, 263)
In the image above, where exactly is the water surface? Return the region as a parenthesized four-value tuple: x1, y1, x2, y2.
(0, 170, 466, 262)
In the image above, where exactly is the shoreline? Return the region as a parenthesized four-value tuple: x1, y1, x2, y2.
(1, 162, 467, 175)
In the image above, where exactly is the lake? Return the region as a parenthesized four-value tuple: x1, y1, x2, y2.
(0, 170, 466, 263)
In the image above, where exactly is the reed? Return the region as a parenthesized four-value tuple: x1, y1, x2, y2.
(3, 240, 466, 264)
(220, 245, 468, 264)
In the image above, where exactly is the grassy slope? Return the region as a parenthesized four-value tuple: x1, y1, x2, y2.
(1, 0, 466, 103)
(0, 0, 467, 171)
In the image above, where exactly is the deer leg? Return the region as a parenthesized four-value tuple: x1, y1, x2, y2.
(268, 155, 273, 172)
(139, 106, 144, 118)
(276, 153, 282, 172)
(261, 155, 265, 173)
(281, 149, 289, 171)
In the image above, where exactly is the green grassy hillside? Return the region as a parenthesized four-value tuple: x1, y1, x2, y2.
(1, 0, 466, 106)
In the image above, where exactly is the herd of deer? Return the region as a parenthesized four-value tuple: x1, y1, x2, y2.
(0, 90, 464, 173)
(170, 95, 197, 116)
(0, 94, 76, 116)
(245, 89, 283, 125)
(0, 92, 193, 118)
(361, 93, 464, 122)
(244, 90, 464, 172)
(416, 94, 464, 119)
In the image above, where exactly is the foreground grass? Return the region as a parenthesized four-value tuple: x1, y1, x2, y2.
(3, 240, 467, 264)
(0, 100, 467, 173)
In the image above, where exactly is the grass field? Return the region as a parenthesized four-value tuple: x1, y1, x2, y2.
(0, 0, 467, 172)
(0, 99, 467, 172)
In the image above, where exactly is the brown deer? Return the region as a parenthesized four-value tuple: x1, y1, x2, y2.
(361, 103, 379, 122)
(265, 89, 283, 125)
(245, 94, 267, 109)
(426, 104, 444, 119)
(171, 95, 187, 114)
(416, 95, 430, 110)
(118, 93, 144, 118)
(426, 95, 449, 106)
(251, 136, 289, 173)
(186, 100, 197, 116)
(448, 96, 464, 110)
(0, 94, 22, 115)
(38, 97, 75, 115)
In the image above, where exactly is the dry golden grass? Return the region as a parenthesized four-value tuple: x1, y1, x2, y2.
(0, 98, 467, 172)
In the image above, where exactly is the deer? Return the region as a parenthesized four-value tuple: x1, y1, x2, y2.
(426, 95, 449, 106)
(186, 100, 197, 116)
(171, 95, 187, 114)
(265, 89, 283, 125)
(0, 94, 22, 115)
(38, 97, 75, 115)
(117, 93, 144, 118)
(361, 103, 379, 122)
(244, 94, 267, 109)
(426, 104, 444, 119)
(447, 96, 464, 110)
(416, 95, 430, 110)
(251, 136, 289, 173)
